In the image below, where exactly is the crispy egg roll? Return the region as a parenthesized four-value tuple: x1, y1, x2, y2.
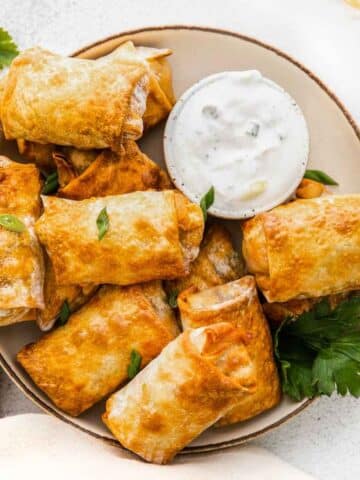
(1, 45, 149, 149)
(103, 322, 255, 464)
(0, 156, 44, 325)
(57, 140, 172, 200)
(263, 292, 350, 326)
(178, 276, 281, 425)
(17, 282, 179, 416)
(166, 224, 243, 294)
(37, 253, 98, 331)
(35, 190, 204, 286)
(242, 195, 360, 303)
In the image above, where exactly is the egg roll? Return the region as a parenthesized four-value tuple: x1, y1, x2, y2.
(35, 190, 204, 286)
(0, 45, 149, 149)
(242, 195, 360, 303)
(17, 282, 178, 416)
(57, 140, 172, 200)
(166, 224, 243, 294)
(103, 322, 255, 464)
(0, 156, 44, 326)
(178, 276, 281, 425)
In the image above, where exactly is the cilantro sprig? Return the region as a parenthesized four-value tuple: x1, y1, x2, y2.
(0, 28, 19, 69)
(274, 296, 360, 401)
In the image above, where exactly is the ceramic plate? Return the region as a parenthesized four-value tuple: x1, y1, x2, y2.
(1, 25, 359, 455)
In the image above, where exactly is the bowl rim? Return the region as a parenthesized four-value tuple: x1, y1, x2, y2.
(1, 23, 359, 457)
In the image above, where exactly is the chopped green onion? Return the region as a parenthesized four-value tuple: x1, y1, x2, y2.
(200, 186, 215, 221)
(0, 214, 26, 233)
(303, 169, 338, 186)
(96, 207, 109, 240)
(57, 300, 71, 326)
(127, 349, 142, 379)
(42, 171, 59, 195)
(167, 290, 179, 309)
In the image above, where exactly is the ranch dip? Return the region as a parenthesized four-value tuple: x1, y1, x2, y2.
(164, 70, 309, 218)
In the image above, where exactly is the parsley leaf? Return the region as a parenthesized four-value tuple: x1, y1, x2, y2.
(96, 207, 109, 240)
(200, 186, 215, 221)
(127, 349, 142, 379)
(42, 171, 59, 195)
(303, 169, 338, 186)
(274, 296, 360, 401)
(0, 28, 19, 69)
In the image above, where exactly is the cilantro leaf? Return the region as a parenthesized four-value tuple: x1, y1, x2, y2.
(200, 186, 215, 221)
(167, 289, 179, 309)
(0, 28, 19, 69)
(274, 296, 360, 401)
(96, 207, 109, 240)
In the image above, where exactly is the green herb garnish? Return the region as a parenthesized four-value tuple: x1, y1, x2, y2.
(200, 186, 215, 221)
(57, 300, 71, 326)
(246, 122, 260, 137)
(96, 207, 109, 240)
(127, 349, 142, 379)
(0, 28, 19, 69)
(274, 296, 360, 401)
(167, 290, 179, 309)
(303, 169, 338, 186)
(42, 171, 59, 195)
(0, 214, 26, 233)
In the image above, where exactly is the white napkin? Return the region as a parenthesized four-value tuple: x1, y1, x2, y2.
(0, 414, 316, 480)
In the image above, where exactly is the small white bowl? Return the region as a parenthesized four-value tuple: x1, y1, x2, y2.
(164, 71, 310, 219)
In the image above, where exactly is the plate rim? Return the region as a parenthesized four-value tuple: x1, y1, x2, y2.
(1, 23, 358, 457)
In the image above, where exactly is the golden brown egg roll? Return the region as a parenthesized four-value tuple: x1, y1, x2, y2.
(103, 322, 255, 464)
(178, 276, 281, 425)
(166, 224, 243, 294)
(242, 195, 360, 303)
(37, 253, 98, 331)
(57, 140, 172, 200)
(35, 190, 204, 286)
(1, 45, 149, 149)
(0, 156, 44, 325)
(17, 282, 179, 416)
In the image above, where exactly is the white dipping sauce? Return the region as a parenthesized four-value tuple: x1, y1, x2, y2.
(164, 70, 309, 218)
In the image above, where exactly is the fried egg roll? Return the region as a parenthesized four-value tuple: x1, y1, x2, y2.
(57, 140, 172, 200)
(1, 45, 149, 149)
(35, 190, 204, 286)
(103, 322, 255, 464)
(166, 224, 243, 294)
(242, 195, 360, 302)
(17, 282, 179, 416)
(178, 276, 281, 425)
(0, 156, 44, 326)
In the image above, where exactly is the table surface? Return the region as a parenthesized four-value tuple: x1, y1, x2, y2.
(1, 1, 359, 479)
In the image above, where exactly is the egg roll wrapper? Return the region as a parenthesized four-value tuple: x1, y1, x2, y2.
(103, 322, 255, 464)
(166, 224, 243, 294)
(0, 156, 44, 324)
(18, 282, 179, 416)
(35, 190, 203, 286)
(57, 140, 172, 200)
(1, 45, 149, 149)
(178, 276, 280, 425)
(242, 195, 360, 302)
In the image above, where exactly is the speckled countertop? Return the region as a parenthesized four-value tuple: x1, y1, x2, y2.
(0, 1, 359, 479)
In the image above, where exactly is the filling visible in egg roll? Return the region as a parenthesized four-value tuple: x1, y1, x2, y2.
(1, 45, 149, 149)
(35, 190, 204, 286)
(242, 195, 360, 303)
(0, 156, 44, 326)
(17, 282, 179, 416)
(166, 223, 243, 294)
(178, 276, 281, 425)
(103, 322, 256, 464)
(56, 140, 172, 200)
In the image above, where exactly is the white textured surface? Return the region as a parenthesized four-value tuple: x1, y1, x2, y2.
(0, 1, 359, 479)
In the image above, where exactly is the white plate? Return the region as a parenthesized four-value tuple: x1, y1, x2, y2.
(1, 25, 359, 455)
